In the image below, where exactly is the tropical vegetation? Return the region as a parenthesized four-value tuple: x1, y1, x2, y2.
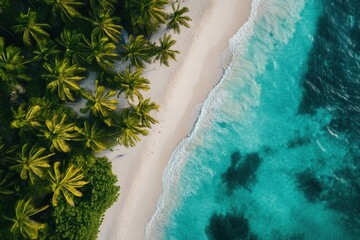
(0, 0, 191, 239)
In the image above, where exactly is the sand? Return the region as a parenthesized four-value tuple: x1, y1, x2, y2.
(98, 0, 252, 239)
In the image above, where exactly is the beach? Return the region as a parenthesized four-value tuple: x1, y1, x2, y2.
(98, 0, 252, 239)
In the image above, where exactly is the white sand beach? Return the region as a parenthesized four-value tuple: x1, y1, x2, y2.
(98, 0, 252, 239)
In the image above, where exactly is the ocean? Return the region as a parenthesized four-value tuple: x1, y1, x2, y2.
(146, 0, 360, 239)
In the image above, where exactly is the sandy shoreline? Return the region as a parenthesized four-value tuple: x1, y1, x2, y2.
(98, 0, 252, 239)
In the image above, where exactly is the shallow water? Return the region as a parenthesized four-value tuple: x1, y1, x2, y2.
(146, 0, 360, 239)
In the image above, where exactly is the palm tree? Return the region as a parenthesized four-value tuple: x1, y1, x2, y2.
(125, 0, 169, 35)
(0, 37, 30, 84)
(56, 29, 88, 66)
(0, 170, 16, 198)
(115, 67, 150, 101)
(42, 57, 85, 101)
(90, 0, 119, 10)
(76, 121, 108, 152)
(81, 80, 118, 118)
(40, 114, 80, 153)
(154, 33, 179, 66)
(167, 2, 191, 34)
(49, 162, 88, 207)
(130, 98, 159, 127)
(88, 9, 122, 43)
(44, 0, 84, 21)
(12, 8, 50, 47)
(6, 199, 49, 240)
(84, 32, 119, 70)
(10, 144, 54, 184)
(112, 108, 149, 147)
(121, 35, 152, 68)
(10, 103, 42, 134)
(0, 137, 17, 165)
(33, 39, 61, 62)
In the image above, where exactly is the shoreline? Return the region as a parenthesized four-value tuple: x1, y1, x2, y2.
(98, 0, 252, 239)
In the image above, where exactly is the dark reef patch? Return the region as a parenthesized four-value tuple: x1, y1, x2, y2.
(205, 212, 257, 240)
(287, 136, 311, 149)
(298, 0, 360, 139)
(222, 152, 261, 193)
(296, 170, 323, 202)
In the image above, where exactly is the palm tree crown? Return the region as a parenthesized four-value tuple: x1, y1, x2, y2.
(0, 37, 30, 84)
(115, 67, 150, 101)
(33, 39, 61, 63)
(76, 121, 109, 152)
(125, 0, 169, 35)
(42, 57, 85, 101)
(0, 137, 17, 165)
(154, 33, 179, 66)
(84, 33, 119, 71)
(121, 35, 152, 68)
(112, 108, 149, 147)
(45, 0, 84, 21)
(10, 143, 54, 184)
(40, 114, 80, 153)
(56, 29, 88, 66)
(88, 9, 122, 43)
(167, 2, 192, 34)
(12, 8, 50, 47)
(6, 199, 49, 240)
(10, 103, 42, 133)
(81, 80, 118, 118)
(0, 170, 16, 198)
(49, 162, 88, 207)
(130, 98, 159, 127)
(90, 0, 119, 10)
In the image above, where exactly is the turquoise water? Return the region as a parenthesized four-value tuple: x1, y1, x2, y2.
(147, 0, 360, 239)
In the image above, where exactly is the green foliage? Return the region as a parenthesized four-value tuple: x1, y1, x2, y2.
(0, 37, 30, 92)
(88, 9, 122, 43)
(49, 156, 119, 240)
(10, 103, 42, 135)
(112, 108, 149, 147)
(33, 40, 61, 63)
(154, 33, 179, 66)
(0, 169, 16, 198)
(40, 114, 80, 153)
(42, 57, 85, 101)
(121, 35, 153, 68)
(76, 121, 109, 152)
(0, 137, 17, 165)
(44, 0, 84, 21)
(49, 162, 88, 207)
(28, 97, 77, 121)
(0, 0, 187, 238)
(83, 32, 119, 71)
(10, 143, 54, 184)
(81, 80, 118, 119)
(56, 29, 88, 66)
(115, 67, 150, 101)
(0, 0, 10, 13)
(167, 2, 192, 34)
(12, 8, 50, 47)
(90, 0, 119, 10)
(130, 98, 159, 127)
(5, 198, 49, 240)
(125, 0, 169, 35)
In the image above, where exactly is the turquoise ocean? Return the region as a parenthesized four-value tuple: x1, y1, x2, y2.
(146, 0, 360, 239)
